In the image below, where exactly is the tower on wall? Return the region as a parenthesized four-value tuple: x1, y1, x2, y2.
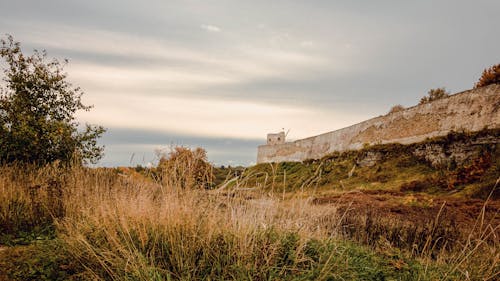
(266, 132, 286, 145)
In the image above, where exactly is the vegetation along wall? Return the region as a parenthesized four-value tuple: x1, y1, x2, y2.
(257, 84, 500, 163)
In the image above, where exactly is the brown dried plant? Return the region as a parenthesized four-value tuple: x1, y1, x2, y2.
(474, 63, 500, 88)
(156, 146, 214, 189)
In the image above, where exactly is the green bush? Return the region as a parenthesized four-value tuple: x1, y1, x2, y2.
(0, 35, 105, 165)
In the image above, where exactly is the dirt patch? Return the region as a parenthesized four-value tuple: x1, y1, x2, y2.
(311, 190, 499, 255)
(312, 191, 500, 233)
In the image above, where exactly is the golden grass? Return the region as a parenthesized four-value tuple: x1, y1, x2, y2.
(1, 163, 499, 280)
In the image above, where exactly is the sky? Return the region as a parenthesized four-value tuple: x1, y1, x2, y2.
(1, 0, 499, 167)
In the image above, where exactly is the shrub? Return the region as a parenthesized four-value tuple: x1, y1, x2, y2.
(156, 146, 214, 189)
(388, 104, 405, 114)
(445, 152, 493, 189)
(419, 87, 449, 105)
(474, 63, 500, 88)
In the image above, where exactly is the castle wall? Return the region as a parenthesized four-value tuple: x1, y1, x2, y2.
(267, 132, 286, 145)
(257, 84, 500, 163)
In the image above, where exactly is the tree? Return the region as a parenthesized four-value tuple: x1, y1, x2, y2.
(474, 63, 500, 88)
(419, 87, 449, 105)
(0, 35, 105, 165)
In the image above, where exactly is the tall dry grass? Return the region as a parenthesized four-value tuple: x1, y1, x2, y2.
(1, 163, 499, 280)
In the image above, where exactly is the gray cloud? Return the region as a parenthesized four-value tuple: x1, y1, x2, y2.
(1, 0, 499, 166)
(98, 127, 261, 167)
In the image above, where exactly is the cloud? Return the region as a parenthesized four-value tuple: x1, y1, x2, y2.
(5, 22, 397, 142)
(300, 40, 314, 47)
(76, 85, 375, 142)
(10, 22, 325, 83)
(6, 23, 331, 107)
(200, 24, 221, 32)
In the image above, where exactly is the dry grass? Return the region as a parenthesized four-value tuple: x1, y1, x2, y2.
(0, 163, 499, 280)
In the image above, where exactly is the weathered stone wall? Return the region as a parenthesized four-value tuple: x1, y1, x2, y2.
(267, 132, 286, 145)
(257, 84, 500, 163)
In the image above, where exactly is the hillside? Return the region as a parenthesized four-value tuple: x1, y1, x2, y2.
(246, 129, 499, 197)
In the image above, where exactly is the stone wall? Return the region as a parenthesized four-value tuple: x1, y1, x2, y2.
(257, 84, 500, 163)
(267, 132, 286, 145)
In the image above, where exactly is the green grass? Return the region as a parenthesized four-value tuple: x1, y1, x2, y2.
(0, 231, 461, 281)
(0, 240, 84, 281)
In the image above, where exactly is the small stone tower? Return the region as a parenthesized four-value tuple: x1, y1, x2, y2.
(266, 131, 286, 145)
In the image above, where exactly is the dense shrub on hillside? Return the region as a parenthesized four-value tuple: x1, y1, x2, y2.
(419, 87, 449, 105)
(445, 152, 493, 189)
(388, 104, 405, 114)
(157, 147, 214, 189)
(474, 63, 500, 88)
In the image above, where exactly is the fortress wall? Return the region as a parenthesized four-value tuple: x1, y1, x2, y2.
(257, 84, 500, 163)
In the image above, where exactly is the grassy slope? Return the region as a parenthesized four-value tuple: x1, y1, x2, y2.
(240, 129, 499, 199)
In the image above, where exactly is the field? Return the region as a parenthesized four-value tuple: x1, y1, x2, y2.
(0, 132, 499, 280)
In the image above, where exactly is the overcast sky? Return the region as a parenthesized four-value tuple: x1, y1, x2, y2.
(1, 0, 498, 166)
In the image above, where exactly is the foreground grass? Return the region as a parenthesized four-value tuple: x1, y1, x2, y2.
(0, 164, 498, 280)
(0, 237, 441, 281)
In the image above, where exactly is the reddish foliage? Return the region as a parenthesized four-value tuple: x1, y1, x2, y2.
(474, 63, 500, 88)
(446, 153, 492, 189)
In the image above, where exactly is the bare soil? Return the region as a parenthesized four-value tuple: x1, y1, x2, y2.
(312, 190, 500, 231)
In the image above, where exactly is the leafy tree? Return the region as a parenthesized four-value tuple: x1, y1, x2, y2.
(0, 35, 105, 165)
(419, 87, 449, 105)
(474, 63, 500, 88)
